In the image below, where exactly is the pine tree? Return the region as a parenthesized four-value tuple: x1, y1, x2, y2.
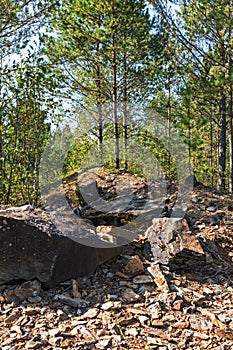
(45, 0, 158, 169)
(151, 0, 233, 189)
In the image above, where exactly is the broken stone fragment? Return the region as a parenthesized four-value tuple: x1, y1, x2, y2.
(123, 255, 144, 276)
(145, 217, 195, 265)
(209, 215, 220, 226)
(96, 339, 112, 349)
(147, 301, 163, 319)
(148, 264, 170, 292)
(206, 206, 217, 212)
(125, 327, 139, 336)
(4, 280, 41, 303)
(101, 301, 114, 311)
(189, 315, 213, 331)
(54, 294, 86, 308)
(191, 196, 200, 203)
(121, 289, 140, 302)
(25, 340, 41, 349)
(82, 307, 99, 319)
(132, 275, 153, 284)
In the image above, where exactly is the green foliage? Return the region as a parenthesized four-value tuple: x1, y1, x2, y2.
(2, 0, 233, 207)
(150, 0, 233, 188)
(0, 61, 51, 205)
(45, 0, 162, 170)
(63, 135, 93, 174)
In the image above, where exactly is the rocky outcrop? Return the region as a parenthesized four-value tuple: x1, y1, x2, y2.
(0, 206, 121, 287)
(0, 169, 204, 288)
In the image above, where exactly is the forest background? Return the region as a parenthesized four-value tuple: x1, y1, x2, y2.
(0, 0, 232, 206)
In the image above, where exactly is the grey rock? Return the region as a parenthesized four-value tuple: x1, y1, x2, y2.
(27, 296, 42, 303)
(225, 219, 233, 225)
(82, 307, 99, 319)
(148, 263, 170, 292)
(82, 194, 133, 215)
(108, 294, 118, 300)
(184, 174, 199, 187)
(145, 218, 190, 265)
(170, 208, 191, 226)
(133, 275, 153, 284)
(106, 272, 114, 278)
(101, 301, 114, 311)
(121, 288, 140, 301)
(73, 207, 82, 216)
(138, 285, 151, 294)
(160, 182, 170, 189)
(5, 311, 20, 323)
(169, 284, 180, 293)
(170, 207, 186, 218)
(206, 206, 217, 212)
(54, 294, 86, 308)
(191, 196, 200, 203)
(210, 215, 220, 226)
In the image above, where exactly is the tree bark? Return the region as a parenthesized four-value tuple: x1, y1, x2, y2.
(97, 102, 103, 155)
(210, 114, 214, 188)
(111, 0, 120, 169)
(217, 93, 227, 190)
(229, 75, 233, 192)
(167, 76, 171, 177)
(96, 18, 103, 161)
(123, 51, 128, 169)
(228, 2, 233, 192)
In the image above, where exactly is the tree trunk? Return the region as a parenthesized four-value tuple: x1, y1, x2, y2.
(167, 78, 171, 177)
(210, 114, 214, 188)
(229, 80, 233, 193)
(111, 0, 119, 169)
(228, 5, 233, 192)
(217, 93, 227, 190)
(123, 52, 128, 169)
(0, 114, 4, 202)
(97, 102, 103, 157)
(0, 53, 5, 202)
(96, 18, 103, 161)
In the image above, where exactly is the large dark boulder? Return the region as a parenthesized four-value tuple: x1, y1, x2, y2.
(0, 206, 121, 287)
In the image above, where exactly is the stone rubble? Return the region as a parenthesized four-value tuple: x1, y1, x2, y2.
(1, 176, 233, 348)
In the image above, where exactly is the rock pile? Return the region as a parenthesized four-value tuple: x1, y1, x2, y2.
(1, 232, 233, 349)
(1, 171, 233, 348)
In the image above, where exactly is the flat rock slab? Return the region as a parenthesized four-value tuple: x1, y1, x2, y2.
(0, 207, 121, 287)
